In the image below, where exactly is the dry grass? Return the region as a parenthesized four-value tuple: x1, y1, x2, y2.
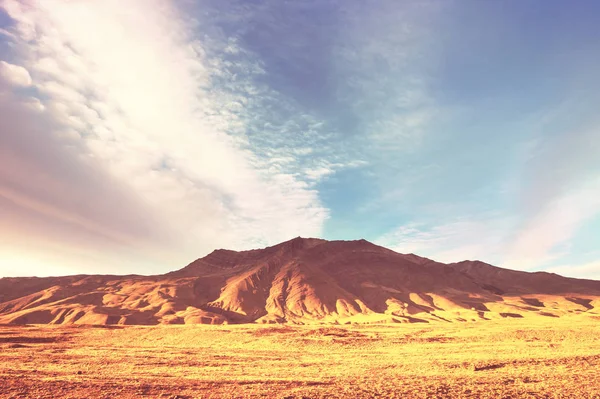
(1, 318, 600, 398)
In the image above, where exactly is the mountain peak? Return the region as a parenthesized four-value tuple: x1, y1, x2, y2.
(2, 237, 600, 325)
(276, 236, 326, 249)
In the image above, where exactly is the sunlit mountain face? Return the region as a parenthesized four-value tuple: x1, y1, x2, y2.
(1, 237, 599, 325)
(1, 1, 600, 279)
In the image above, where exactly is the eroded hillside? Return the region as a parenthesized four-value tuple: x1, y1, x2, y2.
(1, 237, 599, 325)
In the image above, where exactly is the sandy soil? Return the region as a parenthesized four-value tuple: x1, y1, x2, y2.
(1, 319, 600, 398)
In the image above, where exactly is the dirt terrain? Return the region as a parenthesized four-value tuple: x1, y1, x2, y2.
(2, 237, 600, 397)
(1, 317, 600, 398)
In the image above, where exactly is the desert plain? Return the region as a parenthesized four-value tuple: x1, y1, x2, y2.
(1, 317, 600, 399)
(2, 238, 600, 398)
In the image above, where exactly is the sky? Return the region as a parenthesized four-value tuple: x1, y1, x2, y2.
(0, 0, 599, 279)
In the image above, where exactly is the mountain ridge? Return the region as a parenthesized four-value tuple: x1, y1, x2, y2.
(1, 237, 599, 325)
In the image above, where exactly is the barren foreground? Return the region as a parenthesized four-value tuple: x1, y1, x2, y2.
(1, 319, 600, 398)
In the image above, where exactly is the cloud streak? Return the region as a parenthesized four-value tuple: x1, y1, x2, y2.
(0, 0, 339, 275)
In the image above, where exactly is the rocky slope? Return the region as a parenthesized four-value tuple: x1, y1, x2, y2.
(1, 237, 599, 325)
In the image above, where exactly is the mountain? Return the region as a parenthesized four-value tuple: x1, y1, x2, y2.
(1, 237, 599, 325)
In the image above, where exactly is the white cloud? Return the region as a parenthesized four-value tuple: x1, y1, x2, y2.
(504, 179, 600, 269)
(377, 216, 512, 264)
(332, 1, 442, 153)
(545, 260, 600, 281)
(377, 178, 600, 273)
(305, 167, 335, 182)
(21, 96, 44, 112)
(0, 0, 332, 274)
(0, 28, 16, 39)
(0, 60, 32, 86)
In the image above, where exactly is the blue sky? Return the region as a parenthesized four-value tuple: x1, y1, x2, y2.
(0, 0, 599, 278)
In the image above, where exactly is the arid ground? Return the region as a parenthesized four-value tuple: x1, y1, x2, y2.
(1, 318, 600, 398)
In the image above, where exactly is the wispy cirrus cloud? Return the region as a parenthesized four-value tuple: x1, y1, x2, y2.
(370, 2, 600, 278)
(377, 178, 600, 272)
(377, 159, 600, 274)
(504, 179, 600, 270)
(0, 0, 358, 275)
(332, 1, 443, 153)
(376, 215, 514, 264)
(545, 259, 600, 281)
